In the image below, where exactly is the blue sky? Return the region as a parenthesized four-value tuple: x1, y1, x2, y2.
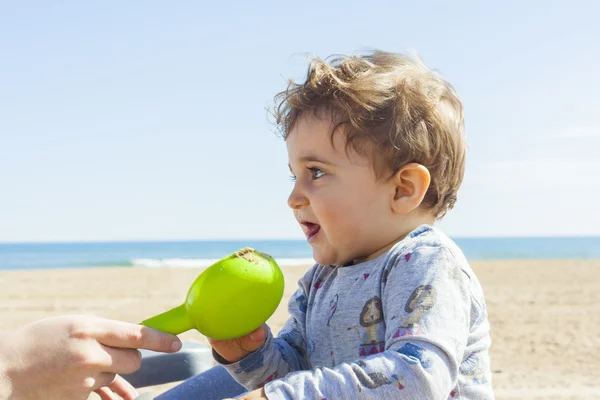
(1, 1, 599, 242)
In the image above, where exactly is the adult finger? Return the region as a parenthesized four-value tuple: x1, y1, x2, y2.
(92, 319, 182, 353)
(91, 372, 117, 391)
(101, 345, 143, 375)
(107, 374, 139, 400)
(95, 387, 118, 400)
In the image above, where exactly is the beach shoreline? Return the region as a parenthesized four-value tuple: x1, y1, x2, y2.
(1, 260, 599, 399)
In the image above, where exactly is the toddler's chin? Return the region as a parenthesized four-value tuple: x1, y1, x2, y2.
(312, 249, 346, 267)
(312, 249, 333, 266)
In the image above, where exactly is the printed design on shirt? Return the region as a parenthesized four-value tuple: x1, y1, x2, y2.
(354, 274, 371, 283)
(327, 294, 339, 327)
(351, 360, 406, 392)
(460, 351, 489, 385)
(470, 300, 488, 330)
(294, 292, 308, 313)
(390, 374, 406, 390)
(448, 264, 463, 281)
(352, 272, 372, 283)
(313, 279, 325, 289)
(274, 340, 290, 366)
(256, 372, 279, 388)
(397, 342, 433, 369)
(307, 338, 316, 358)
(392, 285, 437, 338)
(280, 327, 308, 359)
(234, 353, 264, 374)
(329, 350, 335, 367)
(382, 251, 413, 284)
(347, 296, 385, 356)
(294, 275, 319, 313)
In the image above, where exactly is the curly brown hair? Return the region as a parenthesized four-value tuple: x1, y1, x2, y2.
(272, 50, 466, 219)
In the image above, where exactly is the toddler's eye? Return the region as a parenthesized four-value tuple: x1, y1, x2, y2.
(289, 174, 297, 182)
(308, 167, 325, 180)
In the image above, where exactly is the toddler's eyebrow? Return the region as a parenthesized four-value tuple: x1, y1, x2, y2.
(297, 155, 333, 164)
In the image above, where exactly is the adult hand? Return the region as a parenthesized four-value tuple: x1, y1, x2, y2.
(0, 315, 181, 400)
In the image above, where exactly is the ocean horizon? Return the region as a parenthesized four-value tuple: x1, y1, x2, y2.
(1, 236, 599, 271)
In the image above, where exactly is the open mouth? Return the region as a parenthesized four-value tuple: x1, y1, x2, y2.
(301, 221, 321, 242)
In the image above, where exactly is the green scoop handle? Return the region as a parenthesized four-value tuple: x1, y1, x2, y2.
(141, 248, 285, 340)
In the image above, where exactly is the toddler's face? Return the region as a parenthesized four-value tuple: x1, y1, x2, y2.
(286, 116, 393, 266)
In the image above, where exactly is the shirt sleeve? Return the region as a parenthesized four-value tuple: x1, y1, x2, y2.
(262, 245, 472, 400)
(216, 265, 317, 389)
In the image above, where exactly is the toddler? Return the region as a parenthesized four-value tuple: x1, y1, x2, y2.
(210, 50, 493, 400)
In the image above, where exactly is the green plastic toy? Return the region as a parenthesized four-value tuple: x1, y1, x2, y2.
(141, 248, 284, 340)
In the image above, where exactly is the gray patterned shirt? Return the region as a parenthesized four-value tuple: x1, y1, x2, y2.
(218, 225, 494, 399)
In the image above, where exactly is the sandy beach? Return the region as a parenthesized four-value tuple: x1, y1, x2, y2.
(1, 260, 599, 400)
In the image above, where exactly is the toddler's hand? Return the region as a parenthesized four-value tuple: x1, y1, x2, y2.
(208, 324, 268, 363)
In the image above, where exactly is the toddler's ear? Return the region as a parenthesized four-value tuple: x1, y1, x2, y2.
(390, 163, 431, 215)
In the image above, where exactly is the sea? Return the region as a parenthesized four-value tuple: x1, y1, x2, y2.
(1, 237, 599, 271)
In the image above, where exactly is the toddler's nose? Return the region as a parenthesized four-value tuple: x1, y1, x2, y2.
(287, 184, 309, 209)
